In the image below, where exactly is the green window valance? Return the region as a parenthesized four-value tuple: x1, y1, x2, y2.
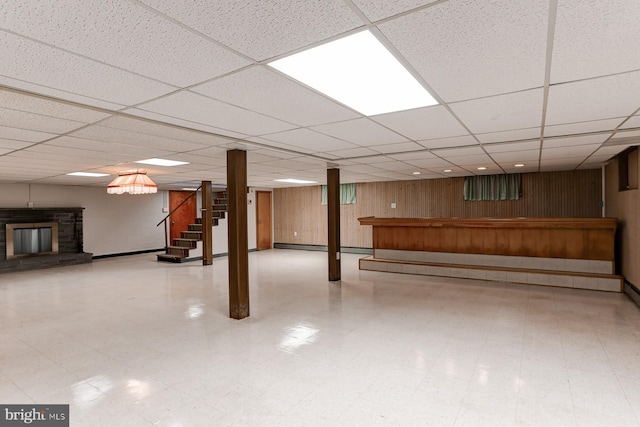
(464, 174, 521, 201)
(321, 183, 356, 205)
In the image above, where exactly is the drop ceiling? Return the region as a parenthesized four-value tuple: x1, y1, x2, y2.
(0, 0, 639, 189)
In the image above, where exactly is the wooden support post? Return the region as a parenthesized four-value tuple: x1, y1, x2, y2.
(201, 181, 213, 266)
(327, 168, 341, 281)
(227, 150, 250, 319)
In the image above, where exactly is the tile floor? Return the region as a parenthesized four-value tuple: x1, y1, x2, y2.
(1, 249, 640, 426)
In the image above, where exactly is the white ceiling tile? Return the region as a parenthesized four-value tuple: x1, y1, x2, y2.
(138, 0, 362, 61)
(0, 31, 175, 106)
(193, 66, 359, 126)
(325, 147, 380, 158)
(341, 164, 386, 174)
(484, 141, 541, 153)
(432, 146, 484, 157)
(351, 0, 439, 22)
(243, 137, 319, 155)
(68, 125, 209, 152)
(48, 135, 174, 158)
(163, 153, 226, 167)
(124, 108, 250, 139)
(541, 144, 600, 159)
(450, 89, 544, 134)
(347, 155, 393, 164)
(373, 141, 424, 154)
(404, 157, 455, 169)
(0, 107, 88, 134)
(0, 88, 112, 123)
(546, 71, 640, 125)
(543, 134, 607, 149)
(23, 143, 139, 163)
(371, 105, 468, 141)
(593, 145, 635, 157)
(551, 0, 640, 84)
(476, 128, 540, 144)
(379, 0, 548, 101)
(544, 118, 623, 138)
(137, 91, 296, 136)
(311, 118, 408, 146)
(260, 128, 357, 152)
(0, 0, 251, 87)
(0, 138, 36, 150)
(612, 130, 640, 140)
(446, 154, 495, 167)
(416, 135, 478, 149)
(621, 115, 640, 130)
(387, 150, 435, 161)
(490, 150, 540, 163)
(0, 75, 126, 111)
(100, 116, 233, 146)
(248, 149, 300, 161)
(371, 161, 412, 171)
(0, 125, 55, 142)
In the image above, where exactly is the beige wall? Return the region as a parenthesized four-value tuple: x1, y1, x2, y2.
(274, 169, 603, 248)
(605, 160, 639, 285)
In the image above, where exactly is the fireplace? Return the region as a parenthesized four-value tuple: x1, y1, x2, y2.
(6, 222, 59, 260)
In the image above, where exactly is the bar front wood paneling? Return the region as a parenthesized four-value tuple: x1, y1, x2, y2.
(358, 217, 617, 261)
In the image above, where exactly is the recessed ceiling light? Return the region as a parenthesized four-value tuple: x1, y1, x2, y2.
(135, 158, 189, 167)
(477, 167, 487, 170)
(269, 31, 438, 116)
(443, 169, 452, 173)
(514, 163, 525, 167)
(412, 171, 421, 175)
(66, 172, 109, 177)
(274, 179, 317, 184)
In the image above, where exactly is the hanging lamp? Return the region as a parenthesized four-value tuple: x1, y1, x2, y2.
(107, 169, 158, 195)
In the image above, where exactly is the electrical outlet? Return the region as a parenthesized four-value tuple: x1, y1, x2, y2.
(294, 231, 297, 236)
(27, 201, 34, 208)
(391, 203, 396, 209)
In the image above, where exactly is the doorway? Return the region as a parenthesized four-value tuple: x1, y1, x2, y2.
(169, 191, 197, 243)
(256, 191, 272, 250)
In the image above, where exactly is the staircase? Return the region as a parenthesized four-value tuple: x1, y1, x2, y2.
(157, 190, 227, 263)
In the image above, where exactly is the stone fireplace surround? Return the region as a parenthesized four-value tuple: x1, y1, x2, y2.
(0, 208, 92, 273)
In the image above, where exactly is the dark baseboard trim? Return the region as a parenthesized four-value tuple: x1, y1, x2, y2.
(624, 279, 640, 308)
(93, 248, 164, 259)
(274, 243, 373, 255)
(212, 248, 258, 259)
(95, 248, 257, 260)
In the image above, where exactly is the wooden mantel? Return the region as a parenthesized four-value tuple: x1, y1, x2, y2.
(357, 217, 617, 261)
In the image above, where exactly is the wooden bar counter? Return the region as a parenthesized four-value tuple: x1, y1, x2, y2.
(358, 217, 617, 261)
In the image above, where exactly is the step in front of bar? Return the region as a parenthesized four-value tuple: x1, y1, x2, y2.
(359, 256, 622, 292)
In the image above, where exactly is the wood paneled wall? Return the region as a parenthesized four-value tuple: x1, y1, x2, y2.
(274, 169, 603, 248)
(605, 159, 639, 283)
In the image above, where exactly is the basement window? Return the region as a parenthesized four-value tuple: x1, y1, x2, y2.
(321, 183, 356, 205)
(463, 174, 521, 201)
(618, 146, 638, 191)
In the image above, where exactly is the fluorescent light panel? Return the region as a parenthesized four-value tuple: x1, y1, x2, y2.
(269, 31, 438, 116)
(135, 158, 189, 167)
(66, 172, 109, 177)
(274, 179, 317, 184)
